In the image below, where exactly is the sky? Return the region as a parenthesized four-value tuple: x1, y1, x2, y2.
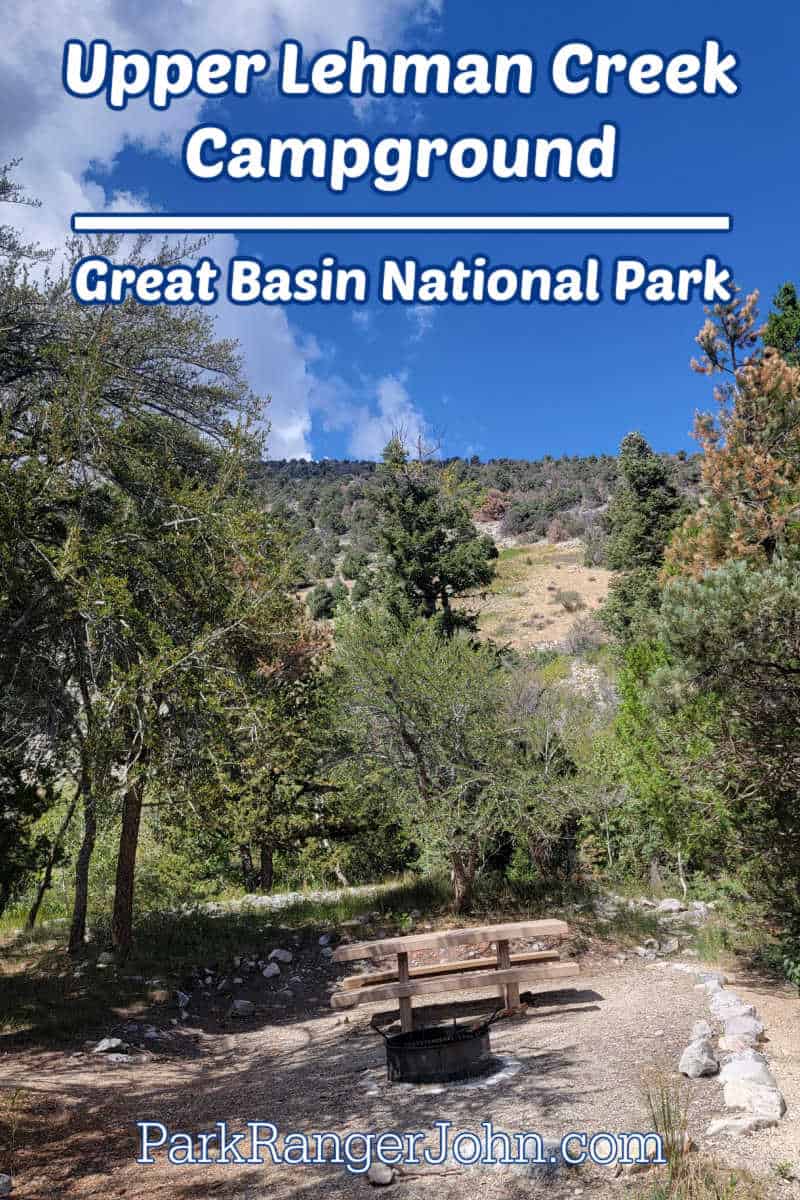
(3, 0, 799, 461)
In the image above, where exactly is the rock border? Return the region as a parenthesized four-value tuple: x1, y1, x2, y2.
(671, 962, 788, 1138)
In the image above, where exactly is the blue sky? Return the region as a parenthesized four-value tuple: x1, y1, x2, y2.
(5, 0, 799, 460)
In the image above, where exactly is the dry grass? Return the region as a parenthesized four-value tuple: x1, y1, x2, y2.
(636, 1156, 768, 1200)
(639, 1067, 768, 1200)
(455, 539, 612, 650)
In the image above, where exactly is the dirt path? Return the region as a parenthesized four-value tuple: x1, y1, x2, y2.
(3, 960, 795, 1200)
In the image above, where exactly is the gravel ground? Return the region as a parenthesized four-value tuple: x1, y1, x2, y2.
(3, 957, 795, 1200)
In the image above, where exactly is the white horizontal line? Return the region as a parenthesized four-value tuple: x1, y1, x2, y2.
(72, 213, 732, 234)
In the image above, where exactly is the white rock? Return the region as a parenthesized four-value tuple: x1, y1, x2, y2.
(268, 948, 293, 964)
(318, 933, 333, 947)
(93, 1037, 125, 1054)
(723, 1081, 786, 1121)
(679, 1039, 719, 1078)
(97, 950, 116, 966)
(710, 990, 744, 1012)
(0, 1174, 11, 1196)
(691, 1019, 713, 1041)
(724, 1015, 765, 1042)
(657, 898, 685, 913)
(719, 1035, 757, 1054)
(367, 1162, 394, 1186)
(706, 1114, 777, 1137)
(229, 999, 255, 1018)
(698, 970, 727, 986)
(262, 962, 281, 978)
(719, 1053, 776, 1090)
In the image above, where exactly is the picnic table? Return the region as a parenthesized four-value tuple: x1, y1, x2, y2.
(331, 918, 574, 1031)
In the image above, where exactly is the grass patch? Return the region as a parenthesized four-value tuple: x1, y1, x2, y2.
(593, 906, 662, 945)
(637, 1157, 767, 1199)
(639, 1067, 766, 1199)
(0, 875, 451, 1047)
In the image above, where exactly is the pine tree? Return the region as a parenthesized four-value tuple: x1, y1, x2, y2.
(667, 289, 800, 574)
(375, 436, 497, 632)
(764, 282, 800, 366)
(601, 433, 682, 643)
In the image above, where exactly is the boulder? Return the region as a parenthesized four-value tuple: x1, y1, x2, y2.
(719, 1053, 777, 1091)
(262, 963, 281, 979)
(698, 970, 726, 986)
(659, 938, 680, 956)
(657, 898, 685, 913)
(93, 1037, 125, 1054)
(678, 1039, 719, 1079)
(268, 948, 293, 964)
(229, 999, 255, 1018)
(97, 951, 116, 966)
(318, 933, 333, 947)
(706, 1114, 778, 1138)
(321, 947, 334, 959)
(0, 1173, 11, 1196)
(512, 1137, 570, 1181)
(723, 1081, 786, 1121)
(691, 1019, 713, 1041)
(709, 990, 745, 1013)
(367, 1162, 394, 1186)
(719, 1035, 757, 1054)
(724, 1015, 765, 1043)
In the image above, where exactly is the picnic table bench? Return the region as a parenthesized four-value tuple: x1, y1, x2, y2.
(331, 919, 576, 1030)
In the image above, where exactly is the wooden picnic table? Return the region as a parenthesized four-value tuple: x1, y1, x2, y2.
(332, 918, 570, 1031)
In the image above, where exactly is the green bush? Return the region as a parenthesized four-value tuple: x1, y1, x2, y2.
(340, 549, 368, 580)
(351, 576, 371, 603)
(308, 585, 335, 619)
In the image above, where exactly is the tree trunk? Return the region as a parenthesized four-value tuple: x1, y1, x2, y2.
(451, 850, 476, 914)
(26, 780, 81, 931)
(111, 777, 145, 958)
(257, 840, 274, 892)
(333, 863, 350, 888)
(649, 857, 664, 896)
(239, 844, 257, 891)
(68, 789, 96, 956)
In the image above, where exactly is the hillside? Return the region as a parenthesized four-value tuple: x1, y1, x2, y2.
(250, 450, 699, 595)
(458, 537, 612, 650)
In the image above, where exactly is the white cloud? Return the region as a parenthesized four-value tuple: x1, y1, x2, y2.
(313, 371, 429, 459)
(407, 303, 436, 342)
(1, 0, 442, 458)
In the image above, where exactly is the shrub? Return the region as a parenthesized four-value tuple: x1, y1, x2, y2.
(340, 549, 368, 580)
(330, 578, 349, 608)
(308, 585, 335, 619)
(554, 589, 585, 613)
(546, 516, 570, 543)
(564, 615, 606, 655)
(583, 516, 608, 567)
(314, 555, 335, 579)
(475, 488, 508, 521)
(351, 576, 371, 603)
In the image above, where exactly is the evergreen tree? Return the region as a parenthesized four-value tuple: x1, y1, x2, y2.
(375, 436, 497, 633)
(667, 289, 800, 574)
(601, 433, 682, 643)
(764, 281, 800, 366)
